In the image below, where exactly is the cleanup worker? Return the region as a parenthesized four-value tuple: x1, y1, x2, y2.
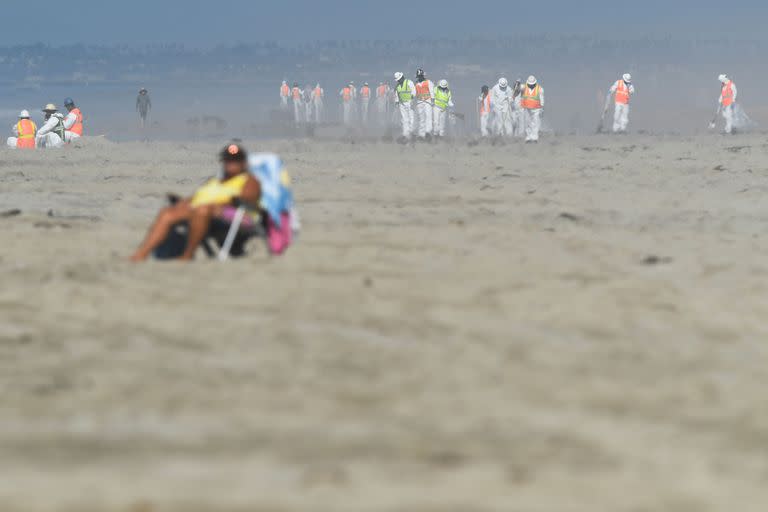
(312, 83, 324, 123)
(491, 78, 514, 136)
(6, 110, 37, 149)
(718, 74, 738, 135)
(280, 80, 290, 108)
(512, 79, 524, 137)
(291, 82, 303, 123)
(607, 74, 634, 133)
(340, 82, 354, 125)
(521, 76, 545, 143)
(394, 71, 416, 140)
(360, 82, 371, 124)
(477, 86, 492, 137)
(303, 85, 314, 123)
(36, 104, 66, 149)
(136, 88, 151, 129)
(63, 97, 84, 142)
(376, 82, 389, 124)
(433, 80, 454, 138)
(414, 69, 435, 139)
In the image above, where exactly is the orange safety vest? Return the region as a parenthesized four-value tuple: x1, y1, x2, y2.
(721, 81, 734, 107)
(313, 86, 322, 99)
(415, 80, 432, 101)
(521, 84, 542, 109)
(16, 119, 36, 149)
(614, 80, 630, 105)
(281, 84, 290, 97)
(292, 87, 301, 100)
(377, 85, 387, 98)
(342, 87, 352, 102)
(361, 86, 370, 99)
(69, 107, 84, 136)
(479, 94, 491, 114)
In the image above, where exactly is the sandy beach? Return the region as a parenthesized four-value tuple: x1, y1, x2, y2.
(2, 134, 768, 511)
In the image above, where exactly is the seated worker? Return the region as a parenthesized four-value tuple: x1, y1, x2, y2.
(36, 104, 66, 149)
(62, 98, 84, 142)
(6, 110, 36, 149)
(130, 144, 261, 262)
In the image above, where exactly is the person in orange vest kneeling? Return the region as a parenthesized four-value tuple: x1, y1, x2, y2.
(520, 76, 545, 143)
(63, 98, 84, 142)
(7, 110, 37, 149)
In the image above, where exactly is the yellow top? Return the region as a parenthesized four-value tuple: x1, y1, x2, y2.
(190, 174, 250, 208)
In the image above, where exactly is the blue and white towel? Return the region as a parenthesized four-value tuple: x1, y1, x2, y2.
(248, 153, 295, 229)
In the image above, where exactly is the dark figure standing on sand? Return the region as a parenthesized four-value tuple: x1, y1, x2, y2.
(136, 88, 152, 129)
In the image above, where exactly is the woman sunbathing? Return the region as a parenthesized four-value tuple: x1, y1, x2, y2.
(130, 144, 261, 262)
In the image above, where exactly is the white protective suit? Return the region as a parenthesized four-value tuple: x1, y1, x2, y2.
(63, 110, 82, 142)
(6, 121, 29, 148)
(522, 85, 545, 142)
(340, 87, 354, 125)
(433, 89, 454, 137)
(720, 81, 738, 134)
(312, 87, 324, 123)
(376, 86, 389, 125)
(491, 84, 514, 136)
(610, 80, 635, 133)
(478, 94, 492, 137)
(396, 79, 417, 138)
(292, 88, 304, 123)
(303, 89, 314, 123)
(360, 87, 371, 124)
(414, 79, 435, 138)
(280, 83, 289, 108)
(512, 93, 524, 137)
(36, 114, 65, 148)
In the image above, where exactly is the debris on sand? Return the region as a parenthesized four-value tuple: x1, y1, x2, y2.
(642, 255, 673, 266)
(558, 212, 581, 222)
(1, 209, 21, 218)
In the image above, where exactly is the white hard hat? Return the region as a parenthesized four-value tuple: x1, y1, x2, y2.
(498, 78, 509, 88)
(527, 76, 537, 85)
(623, 73, 632, 83)
(718, 74, 728, 83)
(439, 79, 448, 88)
(18, 110, 30, 119)
(42, 103, 58, 112)
(394, 72, 404, 81)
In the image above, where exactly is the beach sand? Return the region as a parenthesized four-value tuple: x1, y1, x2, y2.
(1, 134, 768, 511)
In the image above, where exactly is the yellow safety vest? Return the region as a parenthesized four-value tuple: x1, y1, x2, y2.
(397, 80, 414, 102)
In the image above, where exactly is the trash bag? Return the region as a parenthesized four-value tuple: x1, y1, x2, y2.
(733, 104, 757, 132)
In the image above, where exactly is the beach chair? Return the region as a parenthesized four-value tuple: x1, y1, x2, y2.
(153, 153, 297, 261)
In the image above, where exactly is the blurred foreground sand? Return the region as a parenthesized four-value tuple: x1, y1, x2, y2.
(1, 134, 768, 511)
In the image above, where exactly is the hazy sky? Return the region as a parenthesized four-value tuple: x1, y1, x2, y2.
(4, 1, 767, 46)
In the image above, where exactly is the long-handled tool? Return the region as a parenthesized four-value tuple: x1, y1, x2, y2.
(597, 93, 611, 134)
(709, 105, 722, 130)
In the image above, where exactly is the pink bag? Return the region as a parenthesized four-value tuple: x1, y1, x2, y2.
(266, 212, 292, 255)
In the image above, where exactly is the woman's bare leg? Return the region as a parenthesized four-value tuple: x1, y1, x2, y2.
(130, 202, 192, 262)
(179, 205, 221, 261)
